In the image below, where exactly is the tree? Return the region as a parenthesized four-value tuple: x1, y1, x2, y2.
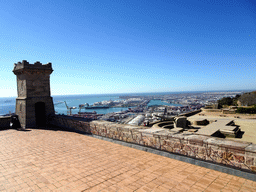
(232, 94, 241, 106)
(237, 105, 256, 114)
(218, 97, 233, 108)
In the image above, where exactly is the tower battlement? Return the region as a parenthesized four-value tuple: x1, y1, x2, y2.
(13, 60, 53, 74)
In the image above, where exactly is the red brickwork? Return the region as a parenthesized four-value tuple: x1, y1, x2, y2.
(1, 128, 255, 191)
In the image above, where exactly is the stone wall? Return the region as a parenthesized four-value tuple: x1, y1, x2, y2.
(181, 109, 201, 117)
(201, 108, 222, 113)
(0, 116, 11, 129)
(52, 115, 91, 133)
(222, 109, 236, 114)
(52, 115, 256, 173)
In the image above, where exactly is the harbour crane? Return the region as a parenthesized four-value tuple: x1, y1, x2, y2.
(78, 103, 89, 115)
(64, 101, 77, 115)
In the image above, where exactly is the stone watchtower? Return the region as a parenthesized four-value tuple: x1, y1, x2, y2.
(13, 60, 55, 128)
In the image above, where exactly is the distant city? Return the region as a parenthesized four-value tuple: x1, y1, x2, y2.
(0, 91, 247, 119)
(51, 91, 244, 125)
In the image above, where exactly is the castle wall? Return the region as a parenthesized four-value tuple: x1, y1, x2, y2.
(0, 116, 11, 129)
(51, 115, 256, 173)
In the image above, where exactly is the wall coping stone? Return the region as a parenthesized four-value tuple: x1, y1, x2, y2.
(205, 137, 251, 149)
(245, 144, 256, 153)
(171, 133, 186, 139)
(185, 134, 210, 141)
(137, 127, 165, 134)
(0, 116, 11, 119)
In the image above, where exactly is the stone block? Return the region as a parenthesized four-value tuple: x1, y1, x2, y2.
(0, 116, 11, 129)
(171, 133, 185, 140)
(205, 138, 250, 154)
(174, 116, 187, 128)
(222, 152, 234, 161)
(186, 135, 210, 146)
(246, 157, 254, 166)
(250, 166, 256, 172)
(245, 143, 256, 153)
(166, 146, 173, 153)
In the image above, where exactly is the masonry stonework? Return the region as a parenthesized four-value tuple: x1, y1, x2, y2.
(13, 60, 55, 128)
(50, 116, 256, 173)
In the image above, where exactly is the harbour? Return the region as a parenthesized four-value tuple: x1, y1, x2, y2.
(0, 94, 182, 116)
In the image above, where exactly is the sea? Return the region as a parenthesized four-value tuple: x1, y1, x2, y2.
(0, 93, 182, 116)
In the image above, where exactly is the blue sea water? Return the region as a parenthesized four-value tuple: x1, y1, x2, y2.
(147, 99, 178, 106)
(0, 90, 247, 115)
(0, 93, 181, 115)
(53, 94, 128, 115)
(0, 94, 127, 115)
(0, 97, 16, 115)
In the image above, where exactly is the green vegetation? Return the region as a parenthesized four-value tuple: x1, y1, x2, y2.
(237, 105, 256, 114)
(217, 94, 240, 108)
(217, 92, 256, 113)
(232, 94, 241, 106)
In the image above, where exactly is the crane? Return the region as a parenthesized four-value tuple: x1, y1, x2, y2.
(64, 101, 77, 115)
(78, 103, 89, 115)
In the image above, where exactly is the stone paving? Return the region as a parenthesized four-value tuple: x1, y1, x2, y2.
(0, 129, 256, 192)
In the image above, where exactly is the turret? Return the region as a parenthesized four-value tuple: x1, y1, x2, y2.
(13, 60, 55, 128)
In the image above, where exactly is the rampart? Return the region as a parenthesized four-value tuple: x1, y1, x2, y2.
(0, 116, 11, 129)
(52, 115, 91, 133)
(201, 108, 222, 113)
(51, 115, 256, 173)
(180, 109, 201, 117)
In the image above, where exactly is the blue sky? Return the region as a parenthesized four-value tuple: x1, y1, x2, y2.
(0, 0, 255, 97)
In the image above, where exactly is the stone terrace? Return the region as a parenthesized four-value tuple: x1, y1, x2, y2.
(0, 129, 256, 191)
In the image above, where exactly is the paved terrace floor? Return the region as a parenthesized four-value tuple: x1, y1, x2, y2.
(0, 129, 255, 192)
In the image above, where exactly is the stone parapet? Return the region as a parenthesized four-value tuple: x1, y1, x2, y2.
(0, 116, 11, 129)
(201, 108, 222, 113)
(52, 115, 256, 173)
(180, 109, 201, 117)
(52, 115, 91, 133)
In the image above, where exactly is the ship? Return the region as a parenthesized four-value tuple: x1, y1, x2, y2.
(79, 103, 109, 110)
(54, 101, 64, 105)
(85, 106, 109, 109)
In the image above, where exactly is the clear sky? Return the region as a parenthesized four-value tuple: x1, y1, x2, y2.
(0, 0, 255, 97)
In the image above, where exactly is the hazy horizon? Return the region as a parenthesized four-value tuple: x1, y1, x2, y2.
(0, 89, 253, 99)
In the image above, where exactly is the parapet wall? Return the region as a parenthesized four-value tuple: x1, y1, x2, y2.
(0, 116, 11, 129)
(52, 115, 91, 133)
(52, 115, 256, 173)
(180, 109, 201, 117)
(13, 60, 52, 71)
(201, 108, 222, 113)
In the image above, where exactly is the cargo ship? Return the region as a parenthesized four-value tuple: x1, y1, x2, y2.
(85, 106, 109, 109)
(79, 103, 109, 109)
